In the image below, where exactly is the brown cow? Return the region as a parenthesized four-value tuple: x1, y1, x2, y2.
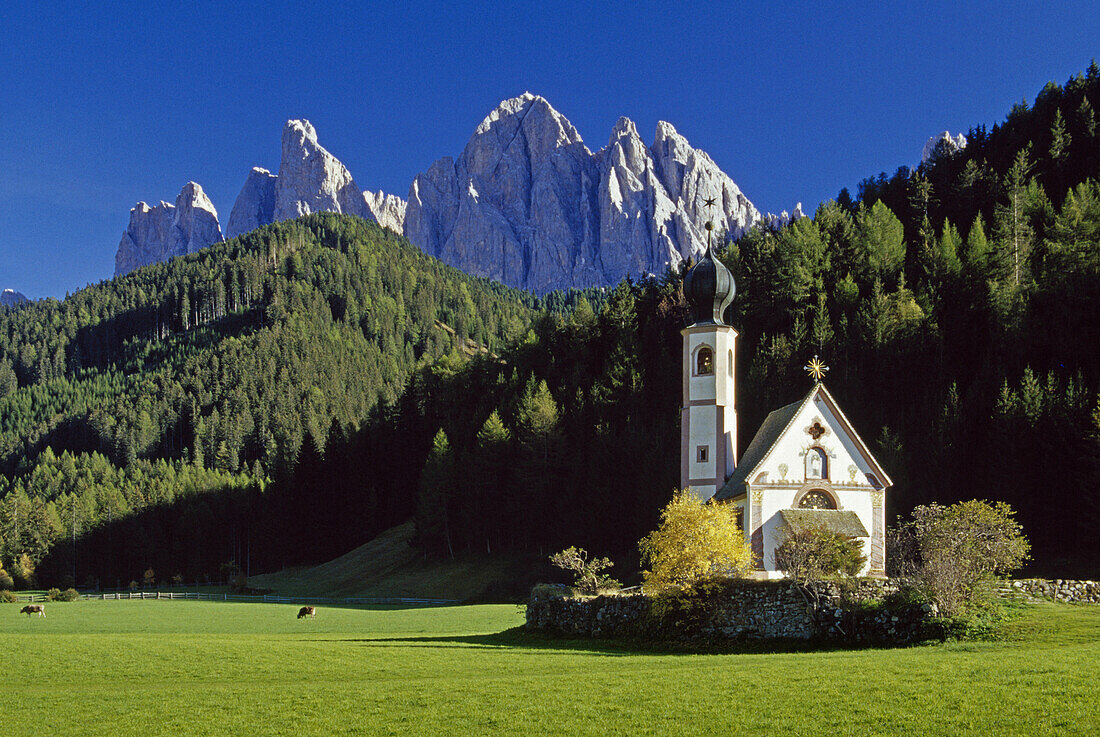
(20, 604, 45, 617)
(297, 606, 316, 619)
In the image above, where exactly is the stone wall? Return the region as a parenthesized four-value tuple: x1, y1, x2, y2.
(1007, 579, 1100, 604)
(526, 579, 932, 644)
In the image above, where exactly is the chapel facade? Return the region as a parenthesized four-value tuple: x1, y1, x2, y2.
(680, 225, 891, 577)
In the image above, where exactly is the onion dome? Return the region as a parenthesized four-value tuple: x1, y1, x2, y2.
(683, 221, 736, 325)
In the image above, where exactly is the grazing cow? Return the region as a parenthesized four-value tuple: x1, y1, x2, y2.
(20, 604, 45, 617)
(297, 606, 316, 619)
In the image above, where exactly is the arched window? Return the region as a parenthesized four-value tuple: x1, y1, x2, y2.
(798, 489, 836, 510)
(805, 447, 828, 480)
(728, 349, 733, 377)
(696, 346, 714, 375)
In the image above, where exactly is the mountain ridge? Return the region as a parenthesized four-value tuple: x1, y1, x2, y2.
(406, 92, 796, 293)
(113, 95, 801, 290)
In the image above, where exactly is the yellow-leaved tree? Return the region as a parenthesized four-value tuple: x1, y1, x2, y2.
(638, 491, 753, 593)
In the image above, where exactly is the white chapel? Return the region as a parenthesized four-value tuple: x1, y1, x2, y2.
(679, 223, 892, 577)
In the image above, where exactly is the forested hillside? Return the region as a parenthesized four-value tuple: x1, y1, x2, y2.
(0, 214, 542, 585)
(1, 64, 1098, 589)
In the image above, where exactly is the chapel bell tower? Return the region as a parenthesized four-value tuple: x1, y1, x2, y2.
(680, 216, 737, 501)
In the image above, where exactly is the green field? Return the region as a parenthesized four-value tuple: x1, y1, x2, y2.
(2, 599, 1098, 736)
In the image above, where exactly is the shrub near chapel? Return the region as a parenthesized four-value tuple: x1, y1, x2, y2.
(639, 491, 753, 593)
(548, 547, 620, 595)
(891, 499, 1030, 616)
(775, 524, 867, 614)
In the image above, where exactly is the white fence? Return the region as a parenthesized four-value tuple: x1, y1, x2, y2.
(10, 591, 459, 606)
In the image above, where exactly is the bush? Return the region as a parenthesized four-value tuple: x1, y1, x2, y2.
(0, 568, 13, 591)
(639, 491, 753, 593)
(548, 547, 620, 595)
(59, 588, 80, 602)
(776, 525, 867, 580)
(46, 587, 63, 601)
(924, 597, 1019, 641)
(892, 500, 1030, 616)
(1, 590, 17, 603)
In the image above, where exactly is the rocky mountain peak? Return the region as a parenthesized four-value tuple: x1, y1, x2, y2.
(226, 168, 278, 239)
(364, 190, 407, 233)
(474, 92, 580, 143)
(283, 119, 319, 148)
(610, 116, 640, 141)
(405, 94, 768, 294)
(221, 120, 407, 241)
(115, 182, 224, 276)
(922, 131, 967, 163)
(273, 118, 369, 222)
(1, 289, 29, 307)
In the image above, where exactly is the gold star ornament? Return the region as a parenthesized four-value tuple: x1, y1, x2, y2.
(805, 354, 829, 383)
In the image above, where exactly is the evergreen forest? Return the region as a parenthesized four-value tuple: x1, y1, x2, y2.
(1, 63, 1099, 588)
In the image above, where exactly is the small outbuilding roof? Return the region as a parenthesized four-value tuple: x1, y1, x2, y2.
(778, 509, 870, 538)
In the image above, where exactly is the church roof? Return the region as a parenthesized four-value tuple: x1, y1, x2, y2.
(778, 509, 870, 538)
(714, 398, 803, 500)
(713, 382, 892, 501)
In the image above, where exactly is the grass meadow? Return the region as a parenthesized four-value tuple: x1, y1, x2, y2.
(2, 599, 1098, 736)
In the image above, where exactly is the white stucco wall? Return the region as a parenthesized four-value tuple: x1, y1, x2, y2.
(687, 404, 717, 480)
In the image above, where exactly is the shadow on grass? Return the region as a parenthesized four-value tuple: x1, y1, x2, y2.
(316, 626, 916, 656)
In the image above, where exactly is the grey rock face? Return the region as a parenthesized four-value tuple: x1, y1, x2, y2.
(226, 167, 277, 238)
(1, 289, 28, 307)
(273, 120, 371, 221)
(224, 119, 407, 239)
(762, 202, 807, 230)
(364, 190, 407, 233)
(922, 131, 967, 164)
(404, 93, 764, 294)
(115, 182, 224, 276)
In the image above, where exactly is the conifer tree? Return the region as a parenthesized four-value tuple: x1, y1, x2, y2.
(1049, 108, 1071, 163)
(856, 200, 906, 286)
(994, 149, 1035, 289)
(414, 429, 455, 557)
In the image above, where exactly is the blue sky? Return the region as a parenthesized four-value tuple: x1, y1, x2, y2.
(1, 1, 1097, 298)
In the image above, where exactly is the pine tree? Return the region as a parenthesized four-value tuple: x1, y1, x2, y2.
(1049, 108, 1071, 162)
(414, 429, 455, 557)
(472, 411, 511, 552)
(994, 149, 1034, 288)
(811, 292, 835, 352)
(1078, 96, 1097, 138)
(936, 220, 963, 277)
(964, 212, 991, 277)
(856, 200, 906, 286)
